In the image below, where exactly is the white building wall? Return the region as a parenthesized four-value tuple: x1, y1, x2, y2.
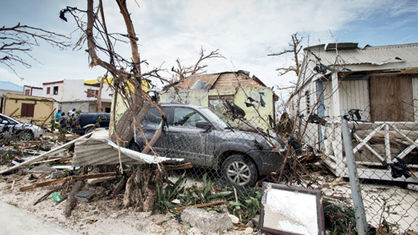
(31, 88, 43, 96)
(43, 83, 64, 101)
(338, 80, 371, 121)
(42, 79, 113, 103)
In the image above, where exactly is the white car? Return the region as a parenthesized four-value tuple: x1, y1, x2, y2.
(0, 114, 44, 140)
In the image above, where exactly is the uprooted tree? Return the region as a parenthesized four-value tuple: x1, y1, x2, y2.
(61, 0, 226, 212)
(0, 23, 69, 75)
(61, 0, 167, 211)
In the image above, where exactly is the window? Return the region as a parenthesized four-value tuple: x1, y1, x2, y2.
(208, 95, 234, 116)
(144, 107, 165, 124)
(25, 89, 30, 96)
(47, 87, 50, 94)
(173, 107, 205, 128)
(53, 86, 59, 95)
(87, 89, 98, 98)
(305, 90, 310, 114)
(21, 103, 35, 117)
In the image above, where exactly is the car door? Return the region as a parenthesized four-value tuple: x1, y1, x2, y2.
(137, 107, 172, 156)
(166, 107, 211, 166)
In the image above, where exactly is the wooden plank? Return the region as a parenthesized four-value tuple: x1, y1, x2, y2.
(370, 74, 413, 121)
(20, 172, 117, 191)
(353, 133, 385, 162)
(174, 200, 228, 211)
(355, 168, 417, 183)
(384, 124, 391, 162)
(396, 138, 418, 160)
(389, 123, 418, 148)
(353, 123, 385, 153)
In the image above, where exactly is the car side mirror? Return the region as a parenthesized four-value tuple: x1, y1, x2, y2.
(196, 121, 212, 131)
(1, 120, 8, 124)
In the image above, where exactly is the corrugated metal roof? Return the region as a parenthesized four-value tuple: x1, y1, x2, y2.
(73, 129, 182, 166)
(306, 43, 418, 72)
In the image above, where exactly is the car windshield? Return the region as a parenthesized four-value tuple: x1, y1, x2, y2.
(1, 115, 18, 125)
(198, 107, 238, 129)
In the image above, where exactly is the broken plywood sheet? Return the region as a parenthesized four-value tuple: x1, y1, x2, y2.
(73, 129, 182, 166)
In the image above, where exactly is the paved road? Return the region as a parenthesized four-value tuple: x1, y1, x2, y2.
(0, 201, 80, 235)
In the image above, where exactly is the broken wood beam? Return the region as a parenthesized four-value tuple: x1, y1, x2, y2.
(9, 108, 19, 117)
(65, 180, 85, 217)
(20, 172, 117, 191)
(174, 200, 228, 211)
(40, 108, 56, 127)
(165, 162, 193, 171)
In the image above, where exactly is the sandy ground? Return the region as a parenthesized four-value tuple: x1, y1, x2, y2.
(0, 166, 416, 234)
(0, 175, 249, 235)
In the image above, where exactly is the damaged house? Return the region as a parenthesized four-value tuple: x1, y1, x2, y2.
(288, 42, 418, 182)
(1, 93, 55, 125)
(160, 71, 278, 130)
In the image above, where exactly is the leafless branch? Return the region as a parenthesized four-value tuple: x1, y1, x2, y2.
(0, 23, 70, 72)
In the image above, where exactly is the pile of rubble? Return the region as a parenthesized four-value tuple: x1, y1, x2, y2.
(0, 129, 257, 234)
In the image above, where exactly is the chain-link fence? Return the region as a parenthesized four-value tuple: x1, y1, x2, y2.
(290, 100, 418, 233)
(139, 95, 417, 233)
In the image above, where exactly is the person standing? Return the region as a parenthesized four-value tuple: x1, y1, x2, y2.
(55, 109, 62, 121)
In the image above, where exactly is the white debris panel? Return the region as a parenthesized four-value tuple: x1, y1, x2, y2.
(73, 129, 183, 166)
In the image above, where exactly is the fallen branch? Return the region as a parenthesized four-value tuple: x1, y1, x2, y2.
(111, 176, 126, 197)
(174, 200, 228, 211)
(20, 172, 117, 191)
(165, 162, 193, 171)
(65, 180, 85, 217)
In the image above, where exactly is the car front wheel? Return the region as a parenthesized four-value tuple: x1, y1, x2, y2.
(221, 154, 258, 186)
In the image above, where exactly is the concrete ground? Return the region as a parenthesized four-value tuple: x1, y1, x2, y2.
(0, 201, 80, 235)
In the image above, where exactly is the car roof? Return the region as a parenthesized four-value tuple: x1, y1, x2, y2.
(159, 103, 206, 110)
(0, 114, 20, 123)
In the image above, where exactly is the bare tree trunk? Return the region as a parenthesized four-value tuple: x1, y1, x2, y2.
(97, 77, 103, 112)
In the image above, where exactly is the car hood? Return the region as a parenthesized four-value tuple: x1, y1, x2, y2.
(217, 129, 285, 149)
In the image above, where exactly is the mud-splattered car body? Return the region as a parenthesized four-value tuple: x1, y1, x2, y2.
(130, 103, 286, 186)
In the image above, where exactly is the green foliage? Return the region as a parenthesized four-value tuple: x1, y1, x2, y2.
(323, 196, 356, 234)
(50, 116, 56, 132)
(154, 172, 261, 223)
(228, 187, 261, 223)
(155, 172, 187, 215)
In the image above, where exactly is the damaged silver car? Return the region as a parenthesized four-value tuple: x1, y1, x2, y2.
(129, 103, 286, 186)
(0, 114, 44, 140)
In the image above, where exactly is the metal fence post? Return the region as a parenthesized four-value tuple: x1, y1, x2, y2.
(341, 110, 368, 235)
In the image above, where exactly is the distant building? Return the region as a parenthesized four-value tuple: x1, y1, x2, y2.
(160, 71, 277, 130)
(0, 81, 23, 114)
(42, 79, 113, 113)
(23, 85, 43, 96)
(1, 93, 54, 125)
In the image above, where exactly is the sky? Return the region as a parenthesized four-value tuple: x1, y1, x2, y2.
(0, 0, 417, 99)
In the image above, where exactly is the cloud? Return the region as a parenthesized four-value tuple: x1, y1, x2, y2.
(1, 0, 414, 95)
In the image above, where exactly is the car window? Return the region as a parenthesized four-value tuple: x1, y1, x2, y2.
(173, 107, 205, 128)
(0, 116, 16, 125)
(144, 107, 169, 125)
